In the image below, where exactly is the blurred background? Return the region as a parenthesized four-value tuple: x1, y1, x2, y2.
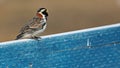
(0, 0, 120, 42)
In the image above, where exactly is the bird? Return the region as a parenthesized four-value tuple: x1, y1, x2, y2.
(15, 8, 48, 40)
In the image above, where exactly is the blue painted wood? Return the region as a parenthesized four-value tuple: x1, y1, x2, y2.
(0, 23, 120, 68)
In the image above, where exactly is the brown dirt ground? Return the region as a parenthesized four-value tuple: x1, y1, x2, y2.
(0, 0, 120, 42)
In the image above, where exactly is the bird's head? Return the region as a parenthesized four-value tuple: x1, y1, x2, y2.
(37, 8, 48, 19)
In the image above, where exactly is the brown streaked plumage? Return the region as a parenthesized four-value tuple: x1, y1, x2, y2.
(16, 8, 48, 40)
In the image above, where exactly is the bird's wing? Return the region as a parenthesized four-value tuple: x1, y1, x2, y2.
(20, 16, 42, 33)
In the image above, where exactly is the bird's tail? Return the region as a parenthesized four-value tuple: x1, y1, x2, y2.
(15, 33, 23, 40)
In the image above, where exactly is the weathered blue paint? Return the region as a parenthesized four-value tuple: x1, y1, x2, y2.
(0, 23, 120, 68)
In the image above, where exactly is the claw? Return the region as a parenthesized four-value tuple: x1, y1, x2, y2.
(31, 36, 41, 40)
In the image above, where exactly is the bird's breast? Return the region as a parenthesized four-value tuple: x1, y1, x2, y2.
(32, 24, 47, 36)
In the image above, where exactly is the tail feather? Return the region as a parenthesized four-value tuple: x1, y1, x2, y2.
(15, 33, 24, 40)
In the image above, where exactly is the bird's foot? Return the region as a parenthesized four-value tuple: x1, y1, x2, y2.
(31, 36, 41, 40)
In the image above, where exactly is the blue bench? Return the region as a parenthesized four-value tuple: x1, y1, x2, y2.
(0, 23, 120, 68)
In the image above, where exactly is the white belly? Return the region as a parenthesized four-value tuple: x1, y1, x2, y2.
(32, 24, 47, 37)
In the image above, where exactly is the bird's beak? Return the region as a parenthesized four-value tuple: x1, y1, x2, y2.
(45, 10, 49, 17)
(46, 10, 48, 13)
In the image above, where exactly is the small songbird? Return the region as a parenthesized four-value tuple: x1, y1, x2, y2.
(15, 8, 48, 40)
